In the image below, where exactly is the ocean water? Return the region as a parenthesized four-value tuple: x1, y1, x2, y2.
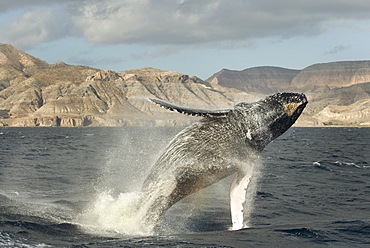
(0, 126, 369, 247)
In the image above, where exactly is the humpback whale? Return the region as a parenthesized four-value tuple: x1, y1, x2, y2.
(139, 92, 307, 231)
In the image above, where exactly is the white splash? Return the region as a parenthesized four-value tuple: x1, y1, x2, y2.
(78, 191, 152, 236)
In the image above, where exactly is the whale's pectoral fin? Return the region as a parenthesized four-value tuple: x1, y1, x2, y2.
(149, 98, 230, 118)
(230, 171, 251, 230)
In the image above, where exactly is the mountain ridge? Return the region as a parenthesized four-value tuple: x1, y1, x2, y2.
(207, 66, 300, 94)
(206, 62, 370, 126)
(0, 43, 369, 127)
(206, 61, 370, 92)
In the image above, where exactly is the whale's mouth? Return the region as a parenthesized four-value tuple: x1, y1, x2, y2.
(284, 93, 308, 117)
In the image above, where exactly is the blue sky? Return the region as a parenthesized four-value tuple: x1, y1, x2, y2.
(1, 0, 370, 79)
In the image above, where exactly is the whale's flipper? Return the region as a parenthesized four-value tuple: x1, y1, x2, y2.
(230, 171, 252, 230)
(149, 98, 230, 118)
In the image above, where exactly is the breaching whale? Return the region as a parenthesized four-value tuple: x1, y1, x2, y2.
(139, 92, 307, 231)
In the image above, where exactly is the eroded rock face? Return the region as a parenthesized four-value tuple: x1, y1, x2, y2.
(291, 61, 370, 88)
(312, 99, 370, 126)
(86, 70, 122, 81)
(0, 45, 256, 126)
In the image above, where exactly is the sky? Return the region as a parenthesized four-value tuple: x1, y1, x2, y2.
(1, 0, 370, 80)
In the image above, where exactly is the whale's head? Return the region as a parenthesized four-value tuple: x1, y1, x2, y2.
(265, 92, 307, 137)
(235, 92, 308, 150)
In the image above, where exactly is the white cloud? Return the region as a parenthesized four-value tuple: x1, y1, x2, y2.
(1, 0, 370, 48)
(1, 7, 73, 48)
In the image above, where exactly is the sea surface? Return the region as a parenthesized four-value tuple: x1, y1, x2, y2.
(0, 127, 369, 247)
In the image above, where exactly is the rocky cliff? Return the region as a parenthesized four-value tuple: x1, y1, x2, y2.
(291, 61, 370, 88)
(1, 43, 369, 127)
(0, 44, 258, 126)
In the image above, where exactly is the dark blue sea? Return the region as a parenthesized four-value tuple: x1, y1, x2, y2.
(0, 127, 369, 247)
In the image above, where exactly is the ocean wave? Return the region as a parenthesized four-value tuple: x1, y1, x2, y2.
(334, 161, 370, 169)
(0, 230, 53, 248)
(277, 227, 331, 243)
(311, 160, 369, 172)
(330, 220, 370, 244)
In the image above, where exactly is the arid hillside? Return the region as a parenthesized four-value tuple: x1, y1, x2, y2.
(207, 62, 370, 126)
(1, 43, 369, 126)
(0, 44, 258, 127)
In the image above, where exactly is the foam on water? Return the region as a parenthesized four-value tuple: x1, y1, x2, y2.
(0, 232, 53, 248)
(334, 160, 370, 169)
(78, 191, 153, 236)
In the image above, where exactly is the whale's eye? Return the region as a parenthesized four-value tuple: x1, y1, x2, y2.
(284, 103, 300, 116)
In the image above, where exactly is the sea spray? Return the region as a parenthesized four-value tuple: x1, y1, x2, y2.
(78, 190, 153, 236)
(76, 128, 176, 236)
